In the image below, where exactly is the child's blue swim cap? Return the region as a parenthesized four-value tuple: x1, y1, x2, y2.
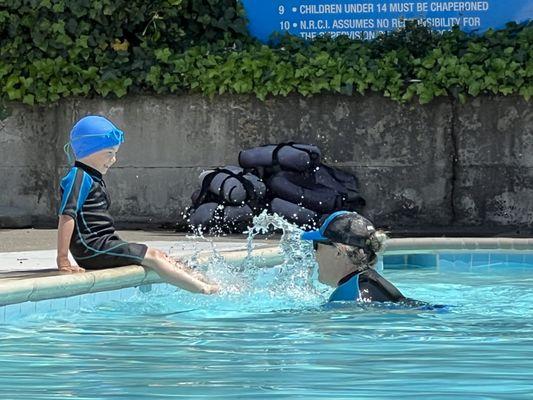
(69, 115, 124, 159)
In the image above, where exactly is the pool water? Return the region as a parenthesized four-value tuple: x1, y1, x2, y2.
(1, 261, 532, 398)
(1, 215, 532, 399)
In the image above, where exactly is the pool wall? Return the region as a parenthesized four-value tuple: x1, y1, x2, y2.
(2, 284, 152, 323)
(2, 95, 532, 233)
(385, 252, 533, 269)
(383, 237, 533, 268)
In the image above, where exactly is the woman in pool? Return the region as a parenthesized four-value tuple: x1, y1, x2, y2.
(302, 211, 425, 305)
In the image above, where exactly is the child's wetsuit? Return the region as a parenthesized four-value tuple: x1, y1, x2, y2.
(59, 161, 147, 269)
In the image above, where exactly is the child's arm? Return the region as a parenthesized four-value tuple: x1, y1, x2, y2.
(56, 215, 85, 273)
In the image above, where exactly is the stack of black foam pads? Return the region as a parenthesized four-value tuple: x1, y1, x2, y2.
(187, 142, 366, 232)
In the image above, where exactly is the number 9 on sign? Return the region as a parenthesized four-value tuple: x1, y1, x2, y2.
(278, 5, 284, 14)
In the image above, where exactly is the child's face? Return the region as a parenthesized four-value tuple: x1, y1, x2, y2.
(80, 146, 119, 174)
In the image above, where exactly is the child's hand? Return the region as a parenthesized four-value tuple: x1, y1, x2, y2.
(56, 256, 85, 273)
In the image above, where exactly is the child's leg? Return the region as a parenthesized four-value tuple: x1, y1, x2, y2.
(160, 253, 211, 284)
(142, 248, 219, 294)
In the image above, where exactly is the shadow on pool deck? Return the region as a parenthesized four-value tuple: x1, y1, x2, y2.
(0, 228, 260, 252)
(0, 269, 62, 280)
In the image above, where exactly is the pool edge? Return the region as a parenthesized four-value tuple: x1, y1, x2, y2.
(2, 237, 533, 309)
(383, 237, 533, 253)
(0, 246, 282, 307)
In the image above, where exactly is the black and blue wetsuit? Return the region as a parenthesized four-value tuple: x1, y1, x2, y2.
(329, 269, 429, 307)
(59, 161, 147, 269)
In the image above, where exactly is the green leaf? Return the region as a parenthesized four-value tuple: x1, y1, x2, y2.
(22, 94, 35, 105)
(0, 5, 530, 104)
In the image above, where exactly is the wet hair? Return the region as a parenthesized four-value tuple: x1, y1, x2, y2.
(342, 230, 388, 272)
(368, 230, 388, 254)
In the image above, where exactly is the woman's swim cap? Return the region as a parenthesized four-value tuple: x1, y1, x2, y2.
(70, 115, 124, 159)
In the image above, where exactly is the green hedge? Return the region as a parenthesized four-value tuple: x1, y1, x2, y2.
(0, 0, 531, 105)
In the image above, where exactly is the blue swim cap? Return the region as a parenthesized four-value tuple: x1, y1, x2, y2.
(69, 116, 124, 159)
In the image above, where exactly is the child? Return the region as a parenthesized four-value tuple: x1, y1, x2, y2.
(302, 211, 425, 305)
(57, 115, 219, 294)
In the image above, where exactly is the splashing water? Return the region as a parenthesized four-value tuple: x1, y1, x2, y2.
(105, 212, 327, 318)
(244, 211, 323, 295)
(185, 211, 329, 312)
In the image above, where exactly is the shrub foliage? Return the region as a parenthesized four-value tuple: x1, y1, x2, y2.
(0, 0, 531, 104)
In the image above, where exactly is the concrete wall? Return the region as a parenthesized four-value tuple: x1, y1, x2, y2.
(0, 94, 531, 234)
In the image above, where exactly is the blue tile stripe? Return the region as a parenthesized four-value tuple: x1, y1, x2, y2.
(1, 284, 154, 323)
(382, 251, 533, 269)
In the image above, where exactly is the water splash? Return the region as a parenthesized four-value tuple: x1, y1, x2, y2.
(19, 213, 328, 321)
(245, 211, 322, 296)
(173, 211, 329, 311)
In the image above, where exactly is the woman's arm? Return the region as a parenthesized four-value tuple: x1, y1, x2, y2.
(56, 215, 84, 272)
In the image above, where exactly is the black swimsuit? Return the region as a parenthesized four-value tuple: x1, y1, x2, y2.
(329, 269, 429, 307)
(59, 161, 147, 269)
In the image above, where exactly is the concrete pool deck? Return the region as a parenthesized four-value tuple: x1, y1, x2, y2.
(1, 229, 533, 307)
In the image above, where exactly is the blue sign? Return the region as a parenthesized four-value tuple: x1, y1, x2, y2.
(241, 1, 533, 42)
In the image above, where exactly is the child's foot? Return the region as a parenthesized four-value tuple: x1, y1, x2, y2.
(168, 256, 209, 282)
(202, 283, 220, 295)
